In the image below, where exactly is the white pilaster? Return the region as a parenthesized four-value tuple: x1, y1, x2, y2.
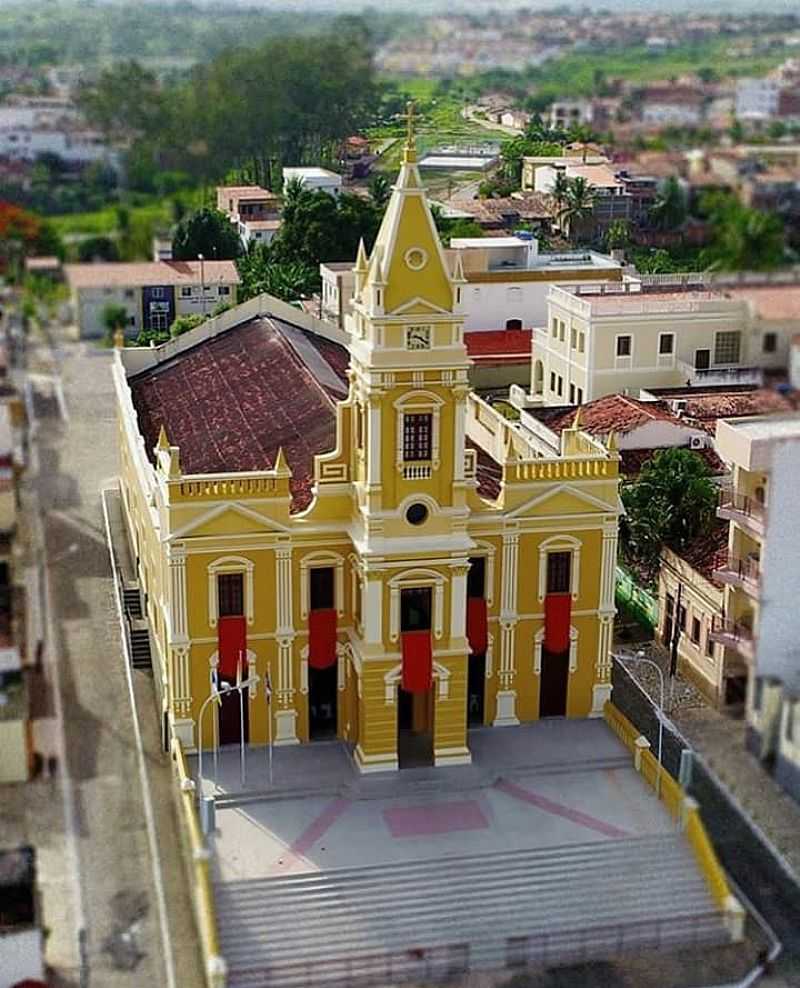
(450, 565, 468, 641)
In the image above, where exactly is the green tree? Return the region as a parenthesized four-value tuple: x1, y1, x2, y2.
(700, 196, 785, 272)
(172, 206, 241, 261)
(438, 218, 484, 247)
(368, 173, 391, 210)
(78, 236, 119, 263)
(551, 171, 571, 216)
(169, 314, 206, 338)
(649, 176, 687, 232)
(102, 302, 128, 344)
(77, 60, 165, 139)
(621, 448, 717, 581)
(604, 219, 631, 251)
(237, 244, 318, 303)
(558, 176, 595, 241)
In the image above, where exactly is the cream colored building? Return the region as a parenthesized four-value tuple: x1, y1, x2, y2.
(713, 416, 800, 749)
(530, 280, 759, 407)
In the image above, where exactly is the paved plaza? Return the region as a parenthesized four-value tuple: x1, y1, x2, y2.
(202, 720, 674, 882)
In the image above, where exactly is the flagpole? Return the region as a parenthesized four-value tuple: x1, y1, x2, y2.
(238, 652, 246, 789)
(266, 664, 273, 788)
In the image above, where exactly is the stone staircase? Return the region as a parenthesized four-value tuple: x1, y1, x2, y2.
(216, 833, 730, 988)
(120, 584, 152, 670)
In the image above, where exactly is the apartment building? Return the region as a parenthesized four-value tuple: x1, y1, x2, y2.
(216, 184, 282, 247)
(531, 280, 758, 407)
(65, 260, 240, 339)
(713, 414, 800, 801)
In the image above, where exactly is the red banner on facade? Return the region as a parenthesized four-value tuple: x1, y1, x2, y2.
(401, 630, 433, 693)
(467, 596, 488, 655)
(309, 608, 337, 669)
(217, 615, 246, 681)
(544, 593, 571, 654)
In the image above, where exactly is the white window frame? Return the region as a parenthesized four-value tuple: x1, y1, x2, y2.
(657, 332, 675, 367)
(394, 390, 443, 472)
(388, 568, 445, 642)
(300, 551, 345, 619)
(207, 555, 254, 628)
(713, 330, 742, 366)
(534, 625, 578, 674)
(537, 535, 581, 603)
(470, 540, 497, 607)
(615, 333, 633, 368)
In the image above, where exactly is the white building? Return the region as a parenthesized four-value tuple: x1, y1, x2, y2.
(735, 78, 781, 122)
(0, 126, 118, 167)
(529, 278, 759, 408)
(449, 235, 623, 332)
(64, 260, 240, 339)
(548, 100, 593, 132)
(282, 166, 342, 198)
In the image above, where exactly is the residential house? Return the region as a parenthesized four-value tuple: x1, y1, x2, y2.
(216, 184, 282, 248)
(531, 161, 638, 238)
(548, 100, 594, 132)
(320, 261, 356, 329)
(283, 166, 342, 198)
(500, 108, 531, 131)
(658, 526, 742, 707)
(65, 261, 240, 339)
(640, 86, 706, 128)
(433, 192, 555, 234)
(521, 150, 610, 193)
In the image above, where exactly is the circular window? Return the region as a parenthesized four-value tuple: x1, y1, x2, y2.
(404, 247, 428, 271)
(405, 502, 429, 526)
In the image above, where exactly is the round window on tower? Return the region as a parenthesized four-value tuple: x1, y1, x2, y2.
(405, 502, 429, 526)
(404, 247, 428, 271)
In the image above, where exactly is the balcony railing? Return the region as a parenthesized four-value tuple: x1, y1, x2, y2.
(403, 462, 432, 480)
(676, 361, 763, 388)
(713, 555, 760, 592)
(709, 617, 755, 659)
(717, 490, 766, 535)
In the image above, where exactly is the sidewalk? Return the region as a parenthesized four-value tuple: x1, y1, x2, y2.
(620, 642, 800, 880)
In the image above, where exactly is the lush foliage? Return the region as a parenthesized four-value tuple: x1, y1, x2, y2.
(237, 246, 318, 304)
(620, 448, 717, 581)
(170, 314, 206, 338)
(0, 201, 64, 277)
(557, 177, 595, 241)
(101, 302, 128, 345)
(699, 194, 786, 272)
(78, 236, 119, 263)
(649, 177, 688, 232)
(172, 207, 242, 261)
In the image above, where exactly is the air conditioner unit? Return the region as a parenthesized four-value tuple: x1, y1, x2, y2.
(689, 435, 706, 450)
(672, 399, 688, 414)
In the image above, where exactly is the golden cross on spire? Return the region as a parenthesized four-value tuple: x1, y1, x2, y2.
(403, 100, 417, 163)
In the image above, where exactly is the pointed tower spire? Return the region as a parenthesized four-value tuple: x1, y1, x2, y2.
(572, 407, 582, 430)
(403, 100, 417, 165)
(273, 446, 293, 478)
(157, 425, 170, 451)
(354, 237, 368, 273)
(606, 430, 618, 451)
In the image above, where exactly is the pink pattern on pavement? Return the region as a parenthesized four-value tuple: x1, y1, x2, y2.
(383, 800, 490, 838)
(271, 798, 350, 874)
(494, 779, 630, 838)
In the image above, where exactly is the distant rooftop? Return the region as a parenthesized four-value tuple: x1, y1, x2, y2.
(65, 260, 240, 290)
(283, 167, 341, 181)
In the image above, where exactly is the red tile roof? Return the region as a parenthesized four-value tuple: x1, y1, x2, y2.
(619, 446, 726, 478)
(466, 438, 502, 501)
(671, 522, 730, 588)
(129, 317, 348, 512)
(538, 394, 678, 436)
(464, 329, 532, 365)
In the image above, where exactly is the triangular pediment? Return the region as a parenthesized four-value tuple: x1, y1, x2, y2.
(507, 482, 617, 519)
(388, 296, 451, 317)
(169, 501, 290, 540)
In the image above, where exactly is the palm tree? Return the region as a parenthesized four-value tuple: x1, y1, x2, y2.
(649, 177, 687, 232)
(368, 173, 391, 211)
(551, 170, 571, 215)
(558, 177, 595, 242)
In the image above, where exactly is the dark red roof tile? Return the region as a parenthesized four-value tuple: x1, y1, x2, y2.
(130, 317, 349, 512)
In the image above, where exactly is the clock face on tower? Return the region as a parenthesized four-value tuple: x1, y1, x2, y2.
(405, 325, 431, 350)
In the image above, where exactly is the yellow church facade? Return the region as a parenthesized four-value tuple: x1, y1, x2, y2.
(113, 121, 621, 772)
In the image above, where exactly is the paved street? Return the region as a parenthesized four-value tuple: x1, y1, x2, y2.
(1, 335, 203, 987)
